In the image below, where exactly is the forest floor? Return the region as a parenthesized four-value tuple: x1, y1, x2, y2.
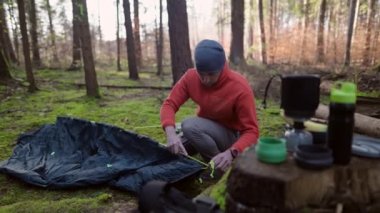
(0, 63, 379, 212)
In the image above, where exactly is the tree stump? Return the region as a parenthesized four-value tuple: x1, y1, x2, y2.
(226, 147, 380, 212)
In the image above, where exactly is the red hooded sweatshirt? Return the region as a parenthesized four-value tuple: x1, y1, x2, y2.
(160, 64, 259, 152)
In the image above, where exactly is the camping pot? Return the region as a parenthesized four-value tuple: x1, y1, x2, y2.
(256, 137, 287, 164)
(281, 74, 321, 121)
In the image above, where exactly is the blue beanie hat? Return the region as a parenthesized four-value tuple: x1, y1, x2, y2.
(194, 39, 226, 73)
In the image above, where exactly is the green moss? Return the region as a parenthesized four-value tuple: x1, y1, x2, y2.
(0, 193, 111, 213)
(256, 101, 284, 137)
(208, 170, 230, 210)
(357, 90, 380, 98)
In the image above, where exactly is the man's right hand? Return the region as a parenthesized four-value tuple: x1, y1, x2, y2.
(165, 126, 188, 155)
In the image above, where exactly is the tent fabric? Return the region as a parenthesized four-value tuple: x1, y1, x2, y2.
(0, 117, 203, 193)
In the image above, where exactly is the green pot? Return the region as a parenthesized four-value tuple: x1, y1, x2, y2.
(256, 137, 287, 164)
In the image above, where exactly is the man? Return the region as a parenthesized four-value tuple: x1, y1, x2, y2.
(160, 39, 259, 171)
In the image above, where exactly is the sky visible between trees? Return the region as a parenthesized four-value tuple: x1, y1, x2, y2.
(41, 0, 215, 42)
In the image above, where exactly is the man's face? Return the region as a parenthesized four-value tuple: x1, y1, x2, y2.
(197, 71, 221, 87)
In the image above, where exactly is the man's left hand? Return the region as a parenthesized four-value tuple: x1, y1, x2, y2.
(211, 149, 234, 171)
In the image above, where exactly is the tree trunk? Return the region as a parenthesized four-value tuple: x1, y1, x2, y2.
(0, 1, 17, 64)
(56, 2, 70, 40)
(123, 0, 139, 80)
(216, 1, 226, 46)
(316, 0, 327, 63)
(167, 0, 193, 84)
(75, 83, 171, 90)
(76, 0, 100, 98)
(113, 1, 121, 71)
(273, 0, 278, 58)
(362, 0, 376, 66)
(28, 0, 42, 68)
(45, 0, 59, 67)
(227, 148, 380, 211)
(155, 18, 159, 73)
(344, 0, 357, 67)
(269, 0, 275, 63)
(68, 0, 82, 71)
(0, 42, 12, 83)
(247, 0, 254, 60)
(116, 0, 122, 71)
(216, 2, 221, 45)
(156, 0, 163, 76)
(6, 0, 20, 64)
(325, 3, 330, 50)
(352, 0, 360, 39)
(326, 2, 333, 63)
(133, 0, 142, 68)
(17, 0, 37, 92)
(217, 0, 227, 47)
(331, 2, 338, 64)
(257, 0, 267, 65)
(371, 2, 380, 65)
(297, 1, 303, 33)
(335, 0, 346, 65)
(97, 3, 102, 58)
(0, 1, 10, 62)
(300, 0, 310, 64)
(230, 0, 246, 65)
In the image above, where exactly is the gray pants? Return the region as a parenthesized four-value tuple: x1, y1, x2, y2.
(181, 117, 238, 160)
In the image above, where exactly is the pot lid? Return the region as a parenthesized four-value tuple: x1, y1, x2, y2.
(352, 135, 380, 158)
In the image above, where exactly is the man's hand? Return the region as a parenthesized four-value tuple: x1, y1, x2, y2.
(165, 126, 188, 155)
(211, 149, 234, 171)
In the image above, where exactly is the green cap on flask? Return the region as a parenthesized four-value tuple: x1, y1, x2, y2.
(330, 82, 356, 104)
